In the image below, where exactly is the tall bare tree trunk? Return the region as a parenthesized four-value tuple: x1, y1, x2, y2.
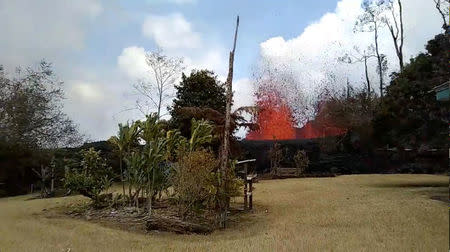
(364, 56, 371, 96)
(386, 0, 404, 72)
(157, 85, 163, 119)
(374, 22, 384, 98)
(220, 16, 239, 228)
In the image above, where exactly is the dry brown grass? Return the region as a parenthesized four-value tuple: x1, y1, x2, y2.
(0, 174, 448, 251)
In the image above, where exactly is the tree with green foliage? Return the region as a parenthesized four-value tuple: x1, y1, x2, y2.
(64, 148, 113, 208)
(0, 61, 82, 149)
(169, 70, 226, 137)
(374, 33, 449, 148)
(0, 61, 83, 196)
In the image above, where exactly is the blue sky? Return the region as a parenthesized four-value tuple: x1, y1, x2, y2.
(79, 0, 339, 80)
(0, 0, 445, 141)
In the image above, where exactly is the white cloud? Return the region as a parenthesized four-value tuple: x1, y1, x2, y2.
(117, 46, 150, 80)
(232, 77, 255, 138)
(70, 82, 106, 103)
(259, 0, 444, 101)
(65, 79, 141, 141)
(65, 80, 116, 140)
(142, 13, 201, 49)
(183, 48, 227, 76)
(120, 13, 228, 81)
(0, 0, 102, 68)
(118, 46, 227, 81)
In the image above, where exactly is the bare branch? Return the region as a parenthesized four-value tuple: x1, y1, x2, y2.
(433, 0, 450, 30)
(355, 1, 387, 96)
(133, 50, 184, 118)
(382, 0, 404, 71)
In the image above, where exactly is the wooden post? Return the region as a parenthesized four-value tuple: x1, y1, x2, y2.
(219, 15, 239, 228)
(50, 164, 54, 193)
(244, 180, 248, 210)
(249, 179, 253, 210)
(243, 163, 248, 210)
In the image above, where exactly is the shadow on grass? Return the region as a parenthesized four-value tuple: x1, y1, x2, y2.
(373, 181, 449, 188)
(372, 181, 449, 204)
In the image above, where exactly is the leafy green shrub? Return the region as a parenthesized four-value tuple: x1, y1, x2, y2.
(64, 148, 113, 207)
(294, 150, 309, 175)
(172, 150, 218, 218)
(172, 150, 242, 219)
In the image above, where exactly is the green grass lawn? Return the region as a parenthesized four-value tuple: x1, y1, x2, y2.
(0, 174, 448, 251)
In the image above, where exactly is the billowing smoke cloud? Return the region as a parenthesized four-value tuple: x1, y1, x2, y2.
(258, 0, 445, 124)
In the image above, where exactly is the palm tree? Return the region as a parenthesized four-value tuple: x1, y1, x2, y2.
(108, 123, 128, 195)
(124, 151, 146, 209)
(109, 122, 141, 196)
(189, 118, 213, 152)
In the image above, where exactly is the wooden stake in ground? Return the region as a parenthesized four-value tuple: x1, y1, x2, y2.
(220, 15, 239, 228)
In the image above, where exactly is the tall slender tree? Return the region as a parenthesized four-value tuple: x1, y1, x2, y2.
(355, 0, 387, 97)
(383, 0, 405, 72)
(339, 45, 377, 96)
(134, 50, 184, 118)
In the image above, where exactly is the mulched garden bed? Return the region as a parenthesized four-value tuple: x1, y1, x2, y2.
(44, 199, 247, 235)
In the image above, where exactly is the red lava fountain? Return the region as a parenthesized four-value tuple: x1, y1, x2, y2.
(246, 90, 347, 140)
(246, 91, 296, 140)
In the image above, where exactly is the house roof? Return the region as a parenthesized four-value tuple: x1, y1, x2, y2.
(431, 80, 450, 92)
(430, 80, 450, 101)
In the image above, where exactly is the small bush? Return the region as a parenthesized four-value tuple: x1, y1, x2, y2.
(64, 148, 113, 207)
(172, 150, 218, 218)
(171, 150, 242, 219)
(294, 150, 309, 175)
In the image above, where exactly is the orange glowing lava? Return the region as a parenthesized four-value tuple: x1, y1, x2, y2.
(246, 90, 346, 140)
(246, 90, 296, 140)
(295, 120, 347, 139)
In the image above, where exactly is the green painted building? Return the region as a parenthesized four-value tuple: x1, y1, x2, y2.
(431, 81, 450, 101)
